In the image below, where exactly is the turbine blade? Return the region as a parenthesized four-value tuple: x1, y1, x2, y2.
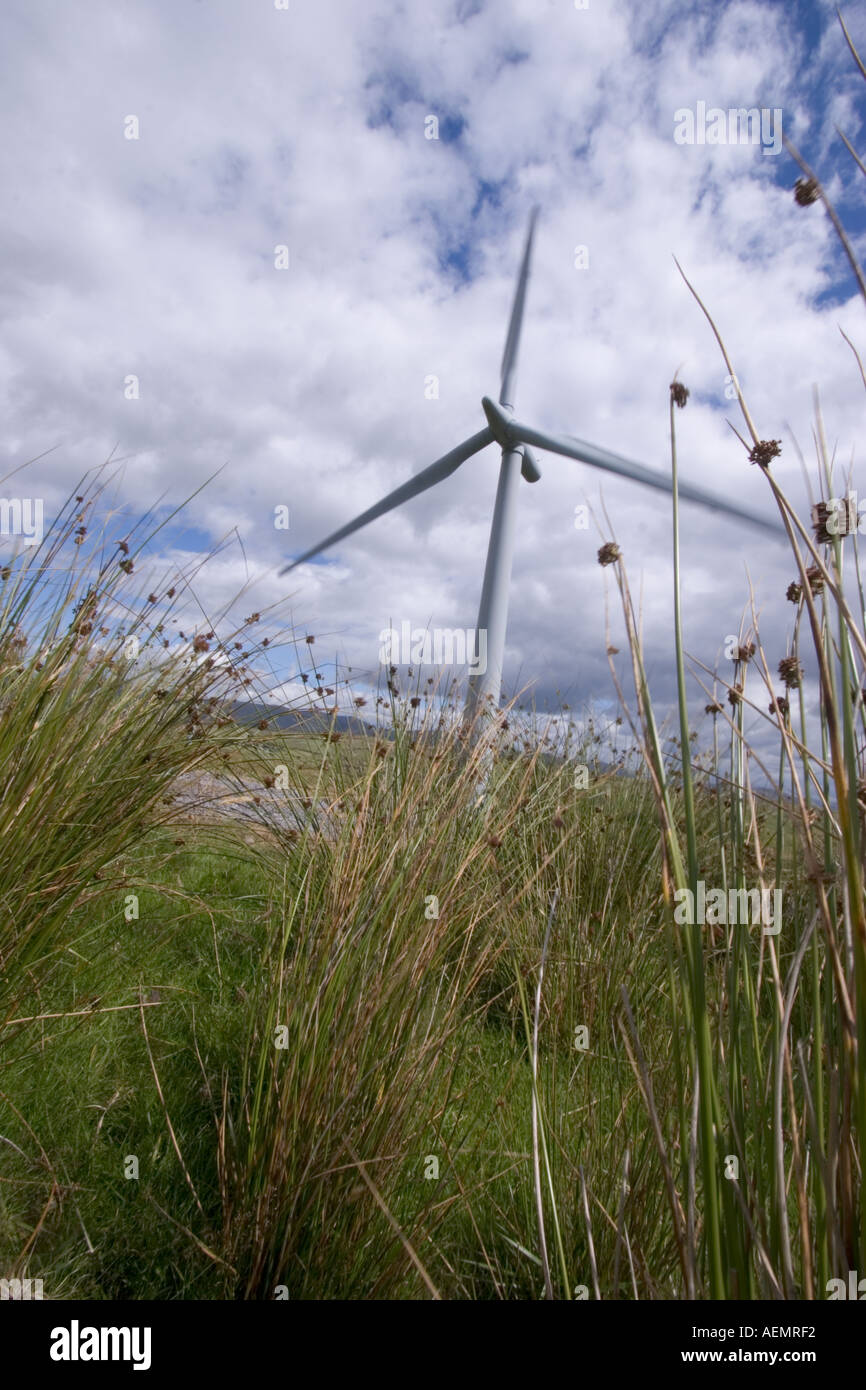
(499, 206, 540, 407)
(279, 427, 494, 575)
(509, 419, 787, 537)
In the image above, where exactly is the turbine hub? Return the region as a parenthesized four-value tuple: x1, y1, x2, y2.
(481, 396, 517, 450)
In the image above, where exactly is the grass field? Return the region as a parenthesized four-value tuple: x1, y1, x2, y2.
(0, 732, 712, 1300)
(0, 634, 859, 1302)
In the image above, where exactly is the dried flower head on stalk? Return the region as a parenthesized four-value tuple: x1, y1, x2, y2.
(794, 177, 820, 207)
(778, 656, 803, 689)
(805, 564, 825, 595)
(670, 381, 689, 409)
(812, 501, 836, 544)
(748, 439, 782, 468)
(597, 542, 620, 567)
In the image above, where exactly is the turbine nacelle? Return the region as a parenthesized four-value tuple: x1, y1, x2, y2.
(519, 444, 541, 483)
(480, 397, 540, 481)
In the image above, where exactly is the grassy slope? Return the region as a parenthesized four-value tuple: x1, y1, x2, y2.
(0, 832, 268, 1299)
(0, 732, 747, 1300)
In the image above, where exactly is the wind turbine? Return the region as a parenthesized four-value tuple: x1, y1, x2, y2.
(280, 209, 784, 723)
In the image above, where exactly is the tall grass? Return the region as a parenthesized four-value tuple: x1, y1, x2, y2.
(6, 449, 862, 1297)
(0, 475, 233, 1012)
(591, 94, 866, 1290)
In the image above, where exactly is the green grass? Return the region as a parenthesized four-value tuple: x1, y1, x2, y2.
(0, 832, 269, 1300)
(0, 453, 861, 1301)
(0, 626, 860, 1299)
(213, 730, 374, 790)
(0, 758, 691, 1300)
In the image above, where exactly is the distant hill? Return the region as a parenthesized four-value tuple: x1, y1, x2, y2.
(230, 700, 377, 738)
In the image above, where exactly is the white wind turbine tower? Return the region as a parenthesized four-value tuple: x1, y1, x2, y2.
(280, 209, 784, 724)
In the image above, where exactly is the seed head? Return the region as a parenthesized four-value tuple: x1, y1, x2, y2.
(748, 439, 781, 468)
(670, 381, 689, 409)
(805, 564, 824, 595)
(597, 541, 620, 567)
(778, 655, 803, 689)
(794, 177, 820, 207)
(811, 501, 836, 544)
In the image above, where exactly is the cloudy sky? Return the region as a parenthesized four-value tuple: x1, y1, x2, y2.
(2, 0, 865, 739)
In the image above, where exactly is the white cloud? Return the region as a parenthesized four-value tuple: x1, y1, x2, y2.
(1, 0, 863, 734)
